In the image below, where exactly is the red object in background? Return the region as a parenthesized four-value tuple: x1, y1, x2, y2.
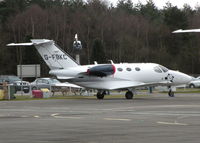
(32, 90, 43, 98)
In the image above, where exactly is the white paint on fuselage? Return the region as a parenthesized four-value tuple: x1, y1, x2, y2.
(49, 63, 192, 90)
(114, 63, 163, 83)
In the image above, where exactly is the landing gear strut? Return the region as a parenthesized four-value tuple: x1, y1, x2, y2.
(168, 86, 174, 97)
(96, 91, 106, 99)
(125, 91, 134, 99)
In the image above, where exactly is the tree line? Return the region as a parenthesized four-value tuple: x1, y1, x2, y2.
(0, 0, 200, 76)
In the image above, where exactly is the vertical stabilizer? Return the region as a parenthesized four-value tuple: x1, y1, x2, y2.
(7, 39, 79, 70)
(31, 39, 78, 69)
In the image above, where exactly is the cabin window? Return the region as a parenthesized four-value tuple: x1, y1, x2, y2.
(154, 66, 162, 73)
(126, 68, 132, 71)
(159, 65, 169, 73)
(117, 68, 123, 72)
(135, 67, 140, 71)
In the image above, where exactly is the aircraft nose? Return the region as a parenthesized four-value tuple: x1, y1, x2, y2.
(181, 73, 193, 83)
(173, 71, 192, 84)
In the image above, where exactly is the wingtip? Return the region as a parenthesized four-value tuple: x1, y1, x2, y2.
(172, 29, 183, 33)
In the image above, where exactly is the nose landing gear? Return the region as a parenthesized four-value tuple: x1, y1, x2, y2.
(168, 86, 174, 97)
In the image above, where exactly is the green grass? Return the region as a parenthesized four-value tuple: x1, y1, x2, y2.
(1, 88, 200, 101)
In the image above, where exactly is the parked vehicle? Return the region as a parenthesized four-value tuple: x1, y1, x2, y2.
(0, 75, 21, 84)
(30, 78, 61, 90)
(31, 77, 82, 95)
(13, 81, 30, 93)
(188, 76, 200, 88)
(0, 75, 30, 93)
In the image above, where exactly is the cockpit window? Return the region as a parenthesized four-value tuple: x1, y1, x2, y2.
(159, 65, 169, 73)
(154, 66, 162, 73)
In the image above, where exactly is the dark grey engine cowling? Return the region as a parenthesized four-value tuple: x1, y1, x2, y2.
(87, 65, 116, 77)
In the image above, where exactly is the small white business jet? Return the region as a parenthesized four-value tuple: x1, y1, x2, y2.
(7, 39, 192, 99)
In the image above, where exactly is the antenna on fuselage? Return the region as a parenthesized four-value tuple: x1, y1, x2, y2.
(94, 61, 98, 65)
(108, 60, 114, 64)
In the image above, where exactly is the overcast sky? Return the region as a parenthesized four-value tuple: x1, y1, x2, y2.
(108, 0, 200, 9)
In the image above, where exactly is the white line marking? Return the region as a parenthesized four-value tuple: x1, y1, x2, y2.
(53, 116, 82, 119)
(51, 113, 59, 117)
(157, 121, 188, 126)
(104, 118, 131, 121)
(34, 115, 40, 118)
(21, 115, 29, 118)
(51, 113, 82, 119)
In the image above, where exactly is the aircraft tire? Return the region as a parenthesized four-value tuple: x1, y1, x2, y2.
(125, 91, 133, 99)
(189, 84, 195, 88)
(96, 92, 104, 99)
(168, 90, 174, 97)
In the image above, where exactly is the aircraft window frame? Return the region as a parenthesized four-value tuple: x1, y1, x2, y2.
(117, 68, 123, 72)
(159, 65, 169, 73)
(135, 67, 141, 71)
(154, 66, 162, 73)
(126, 68, 132, 71)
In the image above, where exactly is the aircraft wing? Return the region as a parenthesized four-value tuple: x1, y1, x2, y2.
(106, 80, 171, 90)
(172, 29, 200, 33)
(71, 79, 171, 90)
(54, 82, 82, 88)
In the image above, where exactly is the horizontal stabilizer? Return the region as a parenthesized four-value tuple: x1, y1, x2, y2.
(7, 43, 33, 46)
(172, 29, 200, 33)
(7, 39, 53, 47)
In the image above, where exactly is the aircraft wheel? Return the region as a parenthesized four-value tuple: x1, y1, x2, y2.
(189, 84, 195, 88)
(125, 91, 133, 99)
(96, 91, 105, 99)
(168, 90, 174, 97)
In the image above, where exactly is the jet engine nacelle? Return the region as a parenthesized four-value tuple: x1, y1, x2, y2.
(87, 65, 116, 77)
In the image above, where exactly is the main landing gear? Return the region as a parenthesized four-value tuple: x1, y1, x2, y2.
(96, 91, 106, 99)
(168, 86, 174, 97)
(125, 91, 134, 99)
(96, 90, 134, 100)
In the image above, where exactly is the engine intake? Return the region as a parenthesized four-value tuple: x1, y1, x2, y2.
(87, 65, 116, 77)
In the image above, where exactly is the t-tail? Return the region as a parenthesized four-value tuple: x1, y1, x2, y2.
(7, 39, 79, 69)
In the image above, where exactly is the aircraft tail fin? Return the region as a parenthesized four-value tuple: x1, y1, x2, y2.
(7, 39, 79, 70)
